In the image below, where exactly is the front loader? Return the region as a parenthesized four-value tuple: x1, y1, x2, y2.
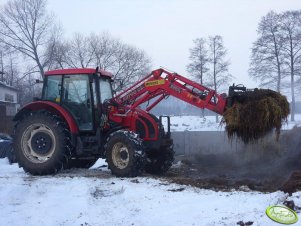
(13, 67, 247, 177)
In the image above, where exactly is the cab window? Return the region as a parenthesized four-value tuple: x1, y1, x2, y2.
(99, 78, 113, 103)
(61, 74, 93, 131)
(43, 75, 62, 103)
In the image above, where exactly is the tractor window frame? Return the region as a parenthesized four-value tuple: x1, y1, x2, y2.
(99, 77, 113, 103)
(43, 73, 101, 133)
(60, 74, 95, 132)
(42, 75, 63, 103)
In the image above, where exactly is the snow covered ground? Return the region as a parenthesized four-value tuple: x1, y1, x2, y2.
(169, 114, 301, 132)
(0, 158, 300, 226)
(1, 115, 300, 225)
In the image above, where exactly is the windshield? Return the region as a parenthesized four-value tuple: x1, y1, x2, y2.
(99, 78, 113, 103)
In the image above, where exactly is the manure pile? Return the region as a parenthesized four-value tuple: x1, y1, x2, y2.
(222, 89, 290, 143)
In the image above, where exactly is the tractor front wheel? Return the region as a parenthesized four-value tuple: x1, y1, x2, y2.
(105, 130, 146, 177)
(145, 146, 175, 175)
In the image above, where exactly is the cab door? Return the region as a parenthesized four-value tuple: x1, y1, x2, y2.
(61, 74, 94, 131)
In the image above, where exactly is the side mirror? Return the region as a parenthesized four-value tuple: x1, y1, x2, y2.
(112, 80, 123, 93)
(35, 79, 44, 84)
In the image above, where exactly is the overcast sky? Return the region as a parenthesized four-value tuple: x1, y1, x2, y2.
(2, 0, 301, 87)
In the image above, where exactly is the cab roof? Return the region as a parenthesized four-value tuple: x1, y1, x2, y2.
(44, 68, 113, 78)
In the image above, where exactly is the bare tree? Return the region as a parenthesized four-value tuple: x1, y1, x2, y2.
(0, 51, 34, 105)
(0, 50, 4, 82)
(89, 33, 151, 90)
(0, 45, 19, 86)
(4, 53, 18, 86)
(208, 36, 232, 90)
(89, 32, 119, 70)
(51, 33, 151, 90)
(280, 10, 301, 121)
(48, 33, 112, 70)
(17, 74, 37, 105)
(0, 43, 15, 83)
(44, 39, 68, 69)
(64, 33, 95, 68)
(42, 25, 62, 70)
(208, 35, 232, 122)
(186, 38, 209, 85)
(47, 32, 151, 90)
(111, 44, 151, 90)
(0, 0, 57, 77)
(249, 11, 285, 92)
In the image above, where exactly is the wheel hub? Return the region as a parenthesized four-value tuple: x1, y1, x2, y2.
(112, 142, 130, 169)
(31, 132, 52, 155)
(120, 150, 128, 160)
(21, 123, 56, 163)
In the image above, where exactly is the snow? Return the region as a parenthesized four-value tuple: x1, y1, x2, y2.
(170, 114, 301, 132)
(0, 159, 300, 226)
(170, 115, 224, 132)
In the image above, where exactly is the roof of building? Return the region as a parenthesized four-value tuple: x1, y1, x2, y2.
(0, 81, 18, 91)
(0, 100, 18, 104)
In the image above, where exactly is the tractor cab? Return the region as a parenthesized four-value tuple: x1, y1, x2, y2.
(42, 68, 113, 131)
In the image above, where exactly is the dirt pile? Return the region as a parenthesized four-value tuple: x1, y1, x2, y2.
(281, 172, 301, 194)
(223, 89, 290, 143)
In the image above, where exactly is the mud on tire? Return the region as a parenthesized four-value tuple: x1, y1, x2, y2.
(145, 146, 175, 175)
(13, 111, 72, 175)
(105, 130, 146, 177)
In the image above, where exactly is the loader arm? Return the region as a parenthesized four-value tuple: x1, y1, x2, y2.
(114, 68, 227, 115)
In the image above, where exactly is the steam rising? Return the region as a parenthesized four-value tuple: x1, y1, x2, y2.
(176, 127, 301, 191)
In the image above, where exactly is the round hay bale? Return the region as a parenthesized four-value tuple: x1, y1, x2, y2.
(222, 89, 290, 143)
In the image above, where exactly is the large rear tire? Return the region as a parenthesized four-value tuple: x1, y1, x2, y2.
(105, 130, 146, 177)
(145, 146, 175, 175)
(13, 111, 72, 175)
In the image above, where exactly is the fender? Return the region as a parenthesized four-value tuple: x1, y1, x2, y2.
(13, 101, 79, 134)
(130, 108, 159, 141)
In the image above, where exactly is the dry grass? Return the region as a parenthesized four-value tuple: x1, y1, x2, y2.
(222, 89, 290, 143)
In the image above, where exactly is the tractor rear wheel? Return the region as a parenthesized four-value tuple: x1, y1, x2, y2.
(145, 146, 175, 175)
(105, 130, 146, 177)
(13, 111, 72, 175)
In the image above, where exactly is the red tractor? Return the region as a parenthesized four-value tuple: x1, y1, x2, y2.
(13, 67, 243, 177)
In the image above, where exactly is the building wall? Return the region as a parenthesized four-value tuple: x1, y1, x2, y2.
(0, 84, 18, 103)
(0, 83, 18, 134)
(0, 105, 14, 135)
